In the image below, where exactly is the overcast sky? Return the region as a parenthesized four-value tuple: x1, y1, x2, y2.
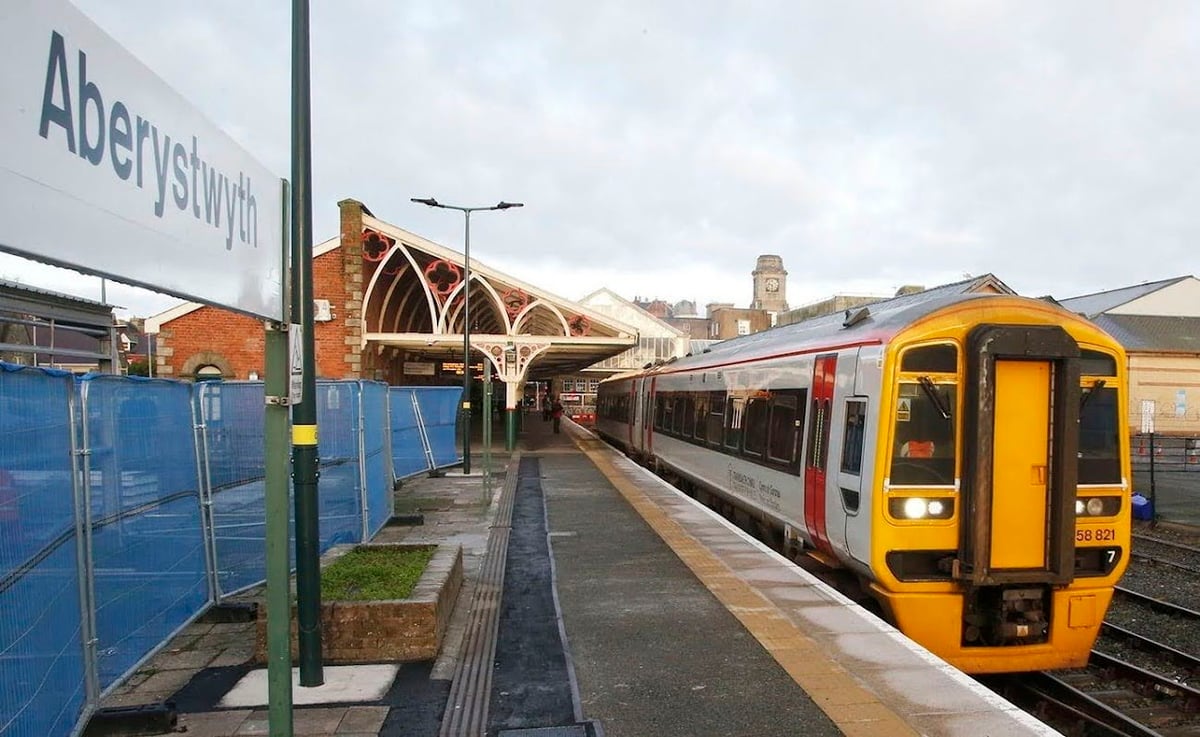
(3, 1, 1198, 318)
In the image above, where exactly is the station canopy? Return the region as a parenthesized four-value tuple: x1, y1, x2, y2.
(355, 213, 638, 379)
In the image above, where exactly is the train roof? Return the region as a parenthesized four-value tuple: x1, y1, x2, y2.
(637, 291, 1078, 376)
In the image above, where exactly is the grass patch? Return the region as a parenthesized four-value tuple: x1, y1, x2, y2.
(321, 546, 435, 601)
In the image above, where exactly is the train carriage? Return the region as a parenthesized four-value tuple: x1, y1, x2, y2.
(596, 292, 1130, 674)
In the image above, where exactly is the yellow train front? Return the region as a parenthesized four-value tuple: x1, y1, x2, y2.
(868, 297, 1130, 673)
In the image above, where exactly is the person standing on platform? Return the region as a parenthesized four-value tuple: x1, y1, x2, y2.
(551, 398, 564, 433)
(543, 395, 553, 422)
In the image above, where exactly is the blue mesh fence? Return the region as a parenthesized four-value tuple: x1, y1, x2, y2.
(0, 364, 87, 737)
(196, 382, 286, 598)
(417, 387, 464, 468)
(389, 388, 428, 480)
(360, 382, 392, 538)
(80, 376, 210, 693)
(315, 381, 363, 550)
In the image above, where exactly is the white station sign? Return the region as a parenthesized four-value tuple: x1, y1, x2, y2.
(0, 0, 284, 319)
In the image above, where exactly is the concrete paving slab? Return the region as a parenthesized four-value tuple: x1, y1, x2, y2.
(219, 665, 400, 707)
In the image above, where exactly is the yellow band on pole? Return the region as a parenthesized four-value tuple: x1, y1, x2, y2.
(292, 424, 319, 446)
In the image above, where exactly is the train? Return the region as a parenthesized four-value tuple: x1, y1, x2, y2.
(595, 291, 1130, 674)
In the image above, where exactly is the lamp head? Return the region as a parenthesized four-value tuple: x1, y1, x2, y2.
(495, 201, 524, 210)
(410, 197, 440, 207)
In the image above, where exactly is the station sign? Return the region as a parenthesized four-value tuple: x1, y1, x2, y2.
(0, 0, 284, 319)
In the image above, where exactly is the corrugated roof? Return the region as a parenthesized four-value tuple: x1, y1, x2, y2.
(1058, 276, 1188, 318)
(0, 278, 111, 308)
(1089, 314, 1200, 353)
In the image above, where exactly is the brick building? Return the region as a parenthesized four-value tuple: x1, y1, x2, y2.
(146, 199, 638, 424)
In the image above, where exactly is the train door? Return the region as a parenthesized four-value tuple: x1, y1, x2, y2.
(629, 378, 640, 452)
(960, 325, 1079, 585)
(804, 354, 837, 556)
(989, 360, 1050, 569)
(645, 377, 657, 455)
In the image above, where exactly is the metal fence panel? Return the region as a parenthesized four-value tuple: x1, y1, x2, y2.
(197, 382, 288, 598)
(388, 388, 428, 480)
(360, 382, 392, 537)
(315, 381, 363, 550)
(416, 387, 464, 468)
(80, 376, 210, 693)
(0, 364, 88, 737)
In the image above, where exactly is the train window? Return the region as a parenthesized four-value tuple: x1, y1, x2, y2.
(693, 394, 708, 441)
(673, 396, 687, 435)
(841, 400, 867, 474)
(743, 397, 768, 458)
(707, 391, 725, 446)
(1079, 385, 1121, 484)
(724, 397, 744, 451)
(901, 344, 958, 373)
(889, 382, 956, 486)
(682, 395, 697, 437)
(767, 393, 801, 465)
(658, 395, 671, 431)
(1080, 350, 1117, 377)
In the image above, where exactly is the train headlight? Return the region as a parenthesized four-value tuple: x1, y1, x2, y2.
(903, 498, 927, 519)
(889, 497, 954, 520)
(1074, 496, 1121, 516)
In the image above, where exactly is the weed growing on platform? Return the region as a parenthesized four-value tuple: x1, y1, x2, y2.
(321, 545, 435, 601)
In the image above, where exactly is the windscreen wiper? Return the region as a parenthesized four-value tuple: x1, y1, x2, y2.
(1079, 379, 1107, 411)
(918, 376, 951, 420)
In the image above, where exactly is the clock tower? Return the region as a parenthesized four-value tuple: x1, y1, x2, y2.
(751, 254, 788, 313)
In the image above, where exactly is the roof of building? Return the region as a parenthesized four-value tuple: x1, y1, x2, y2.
(1058, 276, 1191, 318)
(1089, 314, 1200, 353)
(0, 279, 113, 311)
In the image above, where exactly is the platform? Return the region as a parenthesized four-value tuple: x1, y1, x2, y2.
(104, 413, 1059, 736)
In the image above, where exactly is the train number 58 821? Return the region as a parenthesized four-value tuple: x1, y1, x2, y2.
(1075, 528, 1116, 543)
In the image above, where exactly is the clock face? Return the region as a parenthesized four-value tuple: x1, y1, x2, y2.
(765, 277, 780, 293)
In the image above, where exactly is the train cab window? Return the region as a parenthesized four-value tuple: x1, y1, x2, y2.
(841, 399, 867, 474)
(743, 397, 769, 458)
(767, 392, 803, 466)
(724, 397, 744, 451)
(889, 381, 957, 486)
(706, 391, 725, 446)
(1079, 382, 1121, 484)
(1080, 350, 1117, 377)
(658, 395, 671, 431)
(901, 344, 958, 373)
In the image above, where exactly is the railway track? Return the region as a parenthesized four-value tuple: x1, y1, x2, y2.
(1132, 533, 1200, 576)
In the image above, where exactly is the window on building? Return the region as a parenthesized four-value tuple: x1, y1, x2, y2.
(588, 379, 600, 392)
(196, 365, 223, 382)
(737, 319, 751, 336)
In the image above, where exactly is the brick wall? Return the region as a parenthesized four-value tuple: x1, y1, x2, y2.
(155, 211, 364, 380)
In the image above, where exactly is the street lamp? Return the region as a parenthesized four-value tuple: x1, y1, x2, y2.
(411, 197, 524, 474)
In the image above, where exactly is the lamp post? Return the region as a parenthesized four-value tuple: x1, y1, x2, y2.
(410, 197, 523, 474)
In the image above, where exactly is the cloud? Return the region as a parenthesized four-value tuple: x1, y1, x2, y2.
(7, 0, 1198, 317)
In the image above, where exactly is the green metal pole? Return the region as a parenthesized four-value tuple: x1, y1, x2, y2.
(264, 236, 294, 733)
(482, 358, 492, 502)
(461, 211, 472, 475)
(291, 0, 323, 686)
(506, 408, 517, 451)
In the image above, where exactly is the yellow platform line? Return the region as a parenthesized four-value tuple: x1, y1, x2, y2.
(578, 442, 919, 737)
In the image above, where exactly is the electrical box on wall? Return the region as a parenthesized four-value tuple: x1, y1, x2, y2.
(313, 299, 334, 322)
